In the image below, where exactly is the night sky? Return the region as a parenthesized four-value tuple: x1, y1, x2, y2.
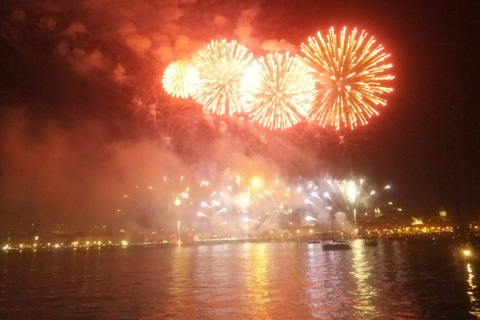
(0, 0, 478, 230)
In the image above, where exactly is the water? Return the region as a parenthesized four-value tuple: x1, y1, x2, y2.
(1, 240, 479, 319)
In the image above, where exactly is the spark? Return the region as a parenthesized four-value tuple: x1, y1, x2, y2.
(301, 27, 394, 130)
(241, 52, 315, 130)
(162, 60, 199, 98)
(193, 39, 253, 116)
(251, 177, 261, 187)
(346, 181, 357, 203)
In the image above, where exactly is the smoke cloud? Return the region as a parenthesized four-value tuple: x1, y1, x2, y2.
(0, 0, 364, 236)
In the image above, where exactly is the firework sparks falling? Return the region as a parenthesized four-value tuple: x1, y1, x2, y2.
(193, 39, 253, 116)
(116, 170, 399, 238)
(301, 27, 394, 130)
(162, 61, 199, 98)
(241, 52, 315, 130)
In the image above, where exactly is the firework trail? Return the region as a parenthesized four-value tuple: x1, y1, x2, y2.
(301, 27, 394, 130)
(192, 39, 253, 116)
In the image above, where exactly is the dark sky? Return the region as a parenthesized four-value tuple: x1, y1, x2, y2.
(0, 0, 478, 230)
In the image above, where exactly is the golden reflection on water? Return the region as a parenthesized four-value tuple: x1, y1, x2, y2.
(192, 244, 235, 310)
(168, 246, 192, 315)
(351, 240, 378, 319)
(466, 262, 480, 318)
(247, 243, 270, 317)
(305, 246, 329, 318)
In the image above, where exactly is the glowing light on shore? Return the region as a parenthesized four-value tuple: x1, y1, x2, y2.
(241, 52, 314, 130)
(193, 39, 253, 115)
(301, 27, 394, 130)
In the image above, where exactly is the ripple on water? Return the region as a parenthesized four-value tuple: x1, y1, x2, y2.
(1, 240, 479, 319)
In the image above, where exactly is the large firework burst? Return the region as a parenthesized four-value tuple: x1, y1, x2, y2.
(162, 60, 199, 98)
(241, 52, 315, 130)
(192, 39, 253, 116)
(301, 27, 394, 130)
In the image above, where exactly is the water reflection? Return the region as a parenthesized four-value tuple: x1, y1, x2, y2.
(305, 243, 353, 318)
(246, 243, 270, 318)
(466, 262, 480, 318)
(192, 244, 240, 318)
(351, 240, 377, 319)
(1, 242, 478, 319)
(167, 246, 194, 317)
(378, 240, 421, 318)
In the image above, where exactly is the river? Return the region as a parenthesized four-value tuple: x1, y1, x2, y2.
(1, 239, 479, 319)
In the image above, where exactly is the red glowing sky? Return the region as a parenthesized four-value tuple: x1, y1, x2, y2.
(0, 0, 478, 229)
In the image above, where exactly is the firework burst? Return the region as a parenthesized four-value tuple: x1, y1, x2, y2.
(193, 39, 253, 116)
(301, 27, 394, 130)
(162, 60, 199, 98)
(241, 52, 315, 130)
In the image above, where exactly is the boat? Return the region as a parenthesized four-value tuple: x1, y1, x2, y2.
(322, 210, 351, 251)
(323, 240, 351, 251)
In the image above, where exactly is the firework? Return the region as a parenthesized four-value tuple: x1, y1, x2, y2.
(116, 171, 399, 239)
(193, 39, 253, 116)
(301, 27, 394, 130)
(241, 52, 315, 130)
(162, 60, 199, 98)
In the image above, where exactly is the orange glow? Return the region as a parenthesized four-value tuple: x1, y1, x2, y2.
(251, 177, 261, 187)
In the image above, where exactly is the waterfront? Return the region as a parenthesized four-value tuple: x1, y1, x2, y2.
(1, 240, 479, 319)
